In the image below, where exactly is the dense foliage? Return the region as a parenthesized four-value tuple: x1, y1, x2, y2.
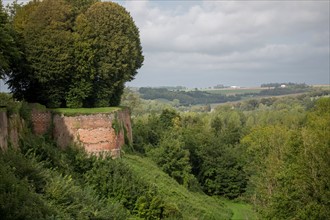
(1, 90, 329, 219)
(3, 0, 143, 108)
(0, 132, 188, 219)
(0, 0, 23, 80)
(0, 94, 234, 219)
(131, 92, 330, 219)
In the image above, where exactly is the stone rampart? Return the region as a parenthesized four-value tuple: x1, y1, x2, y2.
(0, 111, 24, 150)
(30, 108, 131, 157)
(0, 111, 8, 150)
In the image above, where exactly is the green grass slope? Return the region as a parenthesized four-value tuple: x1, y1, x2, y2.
(123, 154, 232, 220)
(220, 199, 259, 220)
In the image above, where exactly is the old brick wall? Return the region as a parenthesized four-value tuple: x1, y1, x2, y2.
(1, 108, 132, 156)
(0, 111, 24, 150)
(8, 114, 23, 148)
(0, 111, 8, 150)
(31, 111, 52, 135)
(52, 109, 132, 157)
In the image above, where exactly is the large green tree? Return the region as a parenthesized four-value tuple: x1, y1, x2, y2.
(0, 0, 22, 80)
(74, 2, 144, 107)
(7, 0, 143, 108)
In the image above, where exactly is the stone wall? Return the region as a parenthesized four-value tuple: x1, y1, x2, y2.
(1, 108, 132, 156)
(0, 111, 8, 150)
(31, 108, 132, 157)
(0, 111, 24, 150)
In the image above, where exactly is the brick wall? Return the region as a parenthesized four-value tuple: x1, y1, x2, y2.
(1, 108, 131, 156)
(0, 111, 24, 150)
(31, 111, 52, 135)
(30, 108, 132, 157)
(0, 111, 8, 150)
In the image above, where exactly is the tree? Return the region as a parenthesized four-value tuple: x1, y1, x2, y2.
(0, 0, 21, 79)
(7, 0, 76, 107)
(74, 2, 143, 107)
(159, 109, 180, 128)
(148, 133, 194, 188)
(8, 0, 143, 108)
(198, 144, 247, 199)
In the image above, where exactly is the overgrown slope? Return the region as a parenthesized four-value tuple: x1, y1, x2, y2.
(0, 133, 237, 219)
(123, 154, 233, 219)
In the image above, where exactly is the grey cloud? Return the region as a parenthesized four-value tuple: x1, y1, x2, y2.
(120, 0, 328, 87)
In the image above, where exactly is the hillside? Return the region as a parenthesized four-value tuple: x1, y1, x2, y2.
(0, 93, 256, 219)
(1, 92, 329, 219)
(0, 134, 256, 219)
(124, 155, 232, 219)
(124, 155, 258, 219)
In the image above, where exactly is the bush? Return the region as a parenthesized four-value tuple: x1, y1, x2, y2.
(0, 149, 55, 219)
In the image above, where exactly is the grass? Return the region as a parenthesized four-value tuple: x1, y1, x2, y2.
(123, 154, 233, 220)
(51, 107, 122, 116)
(220, 199, 259, 220)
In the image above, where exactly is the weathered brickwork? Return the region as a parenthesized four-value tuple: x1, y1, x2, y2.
(53, 110, 131, 157)
(0, 112, 24, 150)
(1, 108, 131, 156)
(31, 111, 52, 135)
(0, 111, 8, 150)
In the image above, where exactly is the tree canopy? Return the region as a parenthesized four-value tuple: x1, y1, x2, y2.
(0, 0, 22, 80)
(5, 0, 143, 108)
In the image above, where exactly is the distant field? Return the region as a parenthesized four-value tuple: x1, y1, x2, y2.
(312, 84, 330, 89)
(203, 88, 267, 95)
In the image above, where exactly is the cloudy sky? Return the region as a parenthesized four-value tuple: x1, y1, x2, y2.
(114, 0, 329, 88)
(2, 0, 330, 89)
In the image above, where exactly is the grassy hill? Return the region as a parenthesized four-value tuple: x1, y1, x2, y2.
(0, 132, 257, 219)
(123, 154, 258, 220)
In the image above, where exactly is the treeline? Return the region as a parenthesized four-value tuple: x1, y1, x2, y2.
(261, 82, 309, 88)
(138, 85, 314, 106)
(139, 87, 240, 106)
(131, 93, 330, 219)
(259, 83, 311, 96)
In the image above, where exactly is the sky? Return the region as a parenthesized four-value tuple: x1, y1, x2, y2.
(2, 0, 330, 89)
